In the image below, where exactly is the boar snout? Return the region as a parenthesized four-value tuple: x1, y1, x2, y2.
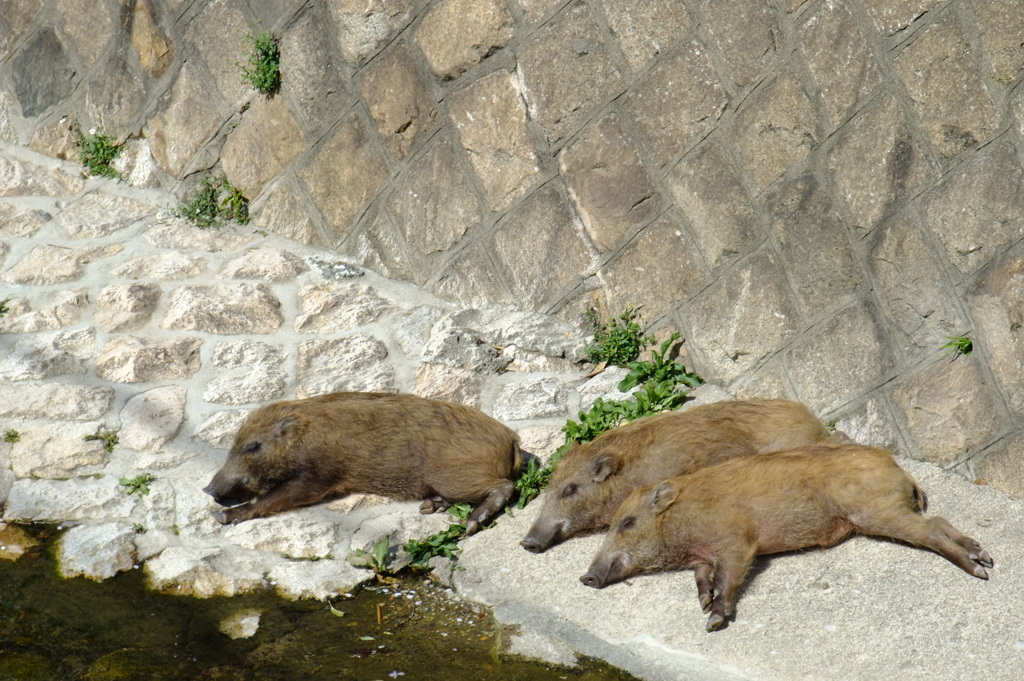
(521, 517, 568, 553)
(580, 550, 630, 589)
(579, 571, 606, 589)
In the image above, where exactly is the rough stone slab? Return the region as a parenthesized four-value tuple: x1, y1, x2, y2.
(387, 134, 481, 257)
(110, 251, 207, 279)
(895, 19, 998, 159)
(79, 46, 148, 141)
(414, 0, 513, 80)
(893, 355, 1007, 467)
(57, 522, 137, 581)
(295, 283, 396, 333)
(327, 0, 415, 67)
(601, 214, 705, 320)
(144, 545, 268, 598)
(560, 114, 659, 253)
(187, 0, 250, 109)
(392, 305, 448, 357)
(251, 180, 322, 246)
(193, 409, 250, 450)
(95, 336, 202, 383)
(269, 558, 372, 600)
(598, 0, 691, 71)
(412, 363, 483, 407)
(144, 219, 254, 252)
(789, 303, 893, 416)
(96, 282, 161, 332)
(667, 143, 760, 270)
(622, 41, 727, 168)
(448, 70, 540, 211)
(296, 335, 395, 397)
(974, 0, 1024, 82)
(863, 0, 940, 36)
(826, 95, 933, 230)
(969, 248, 1024, 415)
(58, 0, 115, 68)
(220, 97, 306, 200)
(493, 377, 568, 421)
(11, 27, 74, 118)
(3, 477, 138, 523)
(359, 43, 437, 160)
(0, 382, 113, 421)
(977, 432, 1024, 498)
(0, 0, 44, 61)
(8, 422, 109, 478)
(765, 174, 862, 313)
(225, 515, 340, 559)
(57, 192, 156, 239)
(517, 4, 622, 143)
(2, 244, 120, 284)
(0, 331, 88, 381)
(0, 155, 84, 197)
(162, 283, 283, 335)
(203, 341, 286, 406)
(279, 3, 351, 136)
(734, 70, 817, 192)
(118, 385, 187, 451)
(298, 111, 389, 240)
(127, 0, 174, 79)
(833, 397, 902, 453)
(144, 63, 225, 177)
(0, 202, 50, 236)
(702, 0, 780, 88)
(218, 246, 307, 282)
(489, 184, 593, 310)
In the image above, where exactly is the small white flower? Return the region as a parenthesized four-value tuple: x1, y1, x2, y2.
(88, 128, 97, 135)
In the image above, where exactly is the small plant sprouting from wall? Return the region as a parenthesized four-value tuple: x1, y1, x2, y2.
(175, 176, 250, 229)
(75, 124, 122, 179)
(3, 429, 20, 443)
(239, 30, 281, 96)
(942, 336, 973, 357)
(84, 426, 119, 453)
(584, 306, 654, 368)
(0, 297, 10, 318)
(119, 472, 155, 496)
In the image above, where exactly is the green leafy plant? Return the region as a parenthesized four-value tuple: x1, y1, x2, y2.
(0, 297, 10, 318)
(346, 534, 393, 574)
(941, 336, 973, 357)
(3, 429, 20, 443)
(585, 306, 653, 367)
(239, 30, 281, 95)
(617, 333, 704, 393)
(119, 472, 155, 496)
(75, 124, 122, 179)
(175, 176, 250, 229)
(84, 427, 119, 453)
(405, 503, 473, 567)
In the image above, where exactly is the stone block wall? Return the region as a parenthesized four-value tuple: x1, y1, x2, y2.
(1, 0, 1023, 496)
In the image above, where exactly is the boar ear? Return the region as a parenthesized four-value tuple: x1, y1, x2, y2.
(649, 481, 679, 514)
(591, 453, 619, 483)
(270, 415, 304, 441)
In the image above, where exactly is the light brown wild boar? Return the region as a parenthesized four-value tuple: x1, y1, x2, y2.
(204, 392, 522, 534)
(520, 399, 830, 553)
(580, 443, 993, 632)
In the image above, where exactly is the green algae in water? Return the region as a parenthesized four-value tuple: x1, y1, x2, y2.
(0, 526, 640, 681)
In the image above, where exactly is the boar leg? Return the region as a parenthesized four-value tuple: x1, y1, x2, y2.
(214, 478, 331, 524)
(706, 545, 757, 632)
(465, 480, 516, 536)
(420, 496, 452, 514)
(852, 510, 993, 579)
(694, 563, 715, 613)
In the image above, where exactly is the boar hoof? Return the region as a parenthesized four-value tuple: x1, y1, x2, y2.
(973, 565, 990, 580)
(212, 510, 231, 525)
(706, 613, 726, 632)
(465, 519, 481, 536)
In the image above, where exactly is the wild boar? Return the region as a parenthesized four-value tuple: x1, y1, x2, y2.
(520, 399, 830, 553)
(204, 392, 522, 534)
(580, 444, 993, 631)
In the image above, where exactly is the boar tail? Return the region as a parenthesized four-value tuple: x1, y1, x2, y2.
(911, 481, 928, 513)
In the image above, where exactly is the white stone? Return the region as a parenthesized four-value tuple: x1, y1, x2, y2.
(224, 515, 340, 559)
(3, 477, 138, 522)
(144, 545, 268, 597)
(219, 247, 307, 281)
(270, 559, 372, 600)
(0, 382, 114, 420)
(57, 523, 137, 580)
(57, 192, 155, 239)
(119, 385, 187, 451)
(493, 377, 569, 421)
(296, 335, 395, 397)
(219, 609, 262, 639)
(8, 422, 109, 478)
(193, 409, 251, 450)
(0, 332, 88, 381)
(294, 283, 396, 333)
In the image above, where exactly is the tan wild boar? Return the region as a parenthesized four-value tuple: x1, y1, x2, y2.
(580, 443, 993, 632)
(204, 392, 522, 534)
(520, 399, 830, 553)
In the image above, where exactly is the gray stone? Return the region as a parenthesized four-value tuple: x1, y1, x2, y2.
(327, 0, 415, 67)
(414, 0, 513, 80)
(0, 289, 87, 333)
(560, 114, 659, 253)
(388, 134, 481, 257)
(434, 306, 589, 363)
(863, 0, 939, 36)
(734, 70, 817, 191)
(923, 142, 1024, 276)
(143, 219, 253, 252)
(57, 523, 137, 581)
(392, 306, 447, 357)
(893, 355, 1006, 466)
(516, 425, 566, 464)
(349, 207, 416, 282)
(221, 97, 306, 200)
(0, 155, 84, 197)
(0, 382, 113, 421)
(789, 303, 894, 416)
(895, 19, 998, 159)
(110, 251, 207, 280)
(0, 332, 88, 381)
(869, 215, 968, 358)
(799, 0, 881, 129)
(420, 314, 511, 373)
(187, 0, 251, 108)
(359, 43, 437, 160)
(514, 0, 564, 23)
(299, 111, 389, 240)
(110, 137, 172, 189)
(144, 63, 225, 177)
(11, 28, 74, 118)
(219, 247, 307, 282)
(832, 398, 901, 452)
(280, 3, 351, 136)
(413, 364, 483, 408)
(489, 184, 593, 310)
(251, 180, 323, 246)
(96, 283, 161, 332)
(8, 423, 109, 478)
(203, 341, 286, 406)
(127, 0, 174, 79)
(977, 432, 1024, 498)
(766, 174, 861, 313)
(826, 95, 933, 230)
(975, 0, 1024, 82)
(193, 409, 250, 450)
(2, 244, 121, 285)
(598, 0, 691, 71)
(702, 0, 780, 88)
(296, 335, 395, 397)
(118, 386, 187, 451)
(218, 610, 261, 640)
(0, 203, 49, 236)
(80, 47, 148, 140)
(3, 477, 138, 523)
(517, 4, 622, 143)
(687, 251, 797, 384)
(162, 284, 283, 335)
(295, 283, 396, 333)
(493, 377, 568, 421)
(667, 143, 760, 270)
(622, 41, 727, 168)
(968, 249, 1024, 415)
(59, 0, 115, 67)
(0, 0, 43, 61)
(448, 70, 540, 211)
(600, 215, 705, 322)
(95, 336, 202, 383)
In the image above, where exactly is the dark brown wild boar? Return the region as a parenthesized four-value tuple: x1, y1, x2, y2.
(580, 443, 993, 631)
(520, 399, 830, 553)
(204, 392, 522, 534)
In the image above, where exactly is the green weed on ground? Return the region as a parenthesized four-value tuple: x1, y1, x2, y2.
(84, 427, 119, 453)
(119, 472, 155, 496)
(239, 30, 281, 96)
(75, 125, 122, 179)
(175, 176, 250, 229)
